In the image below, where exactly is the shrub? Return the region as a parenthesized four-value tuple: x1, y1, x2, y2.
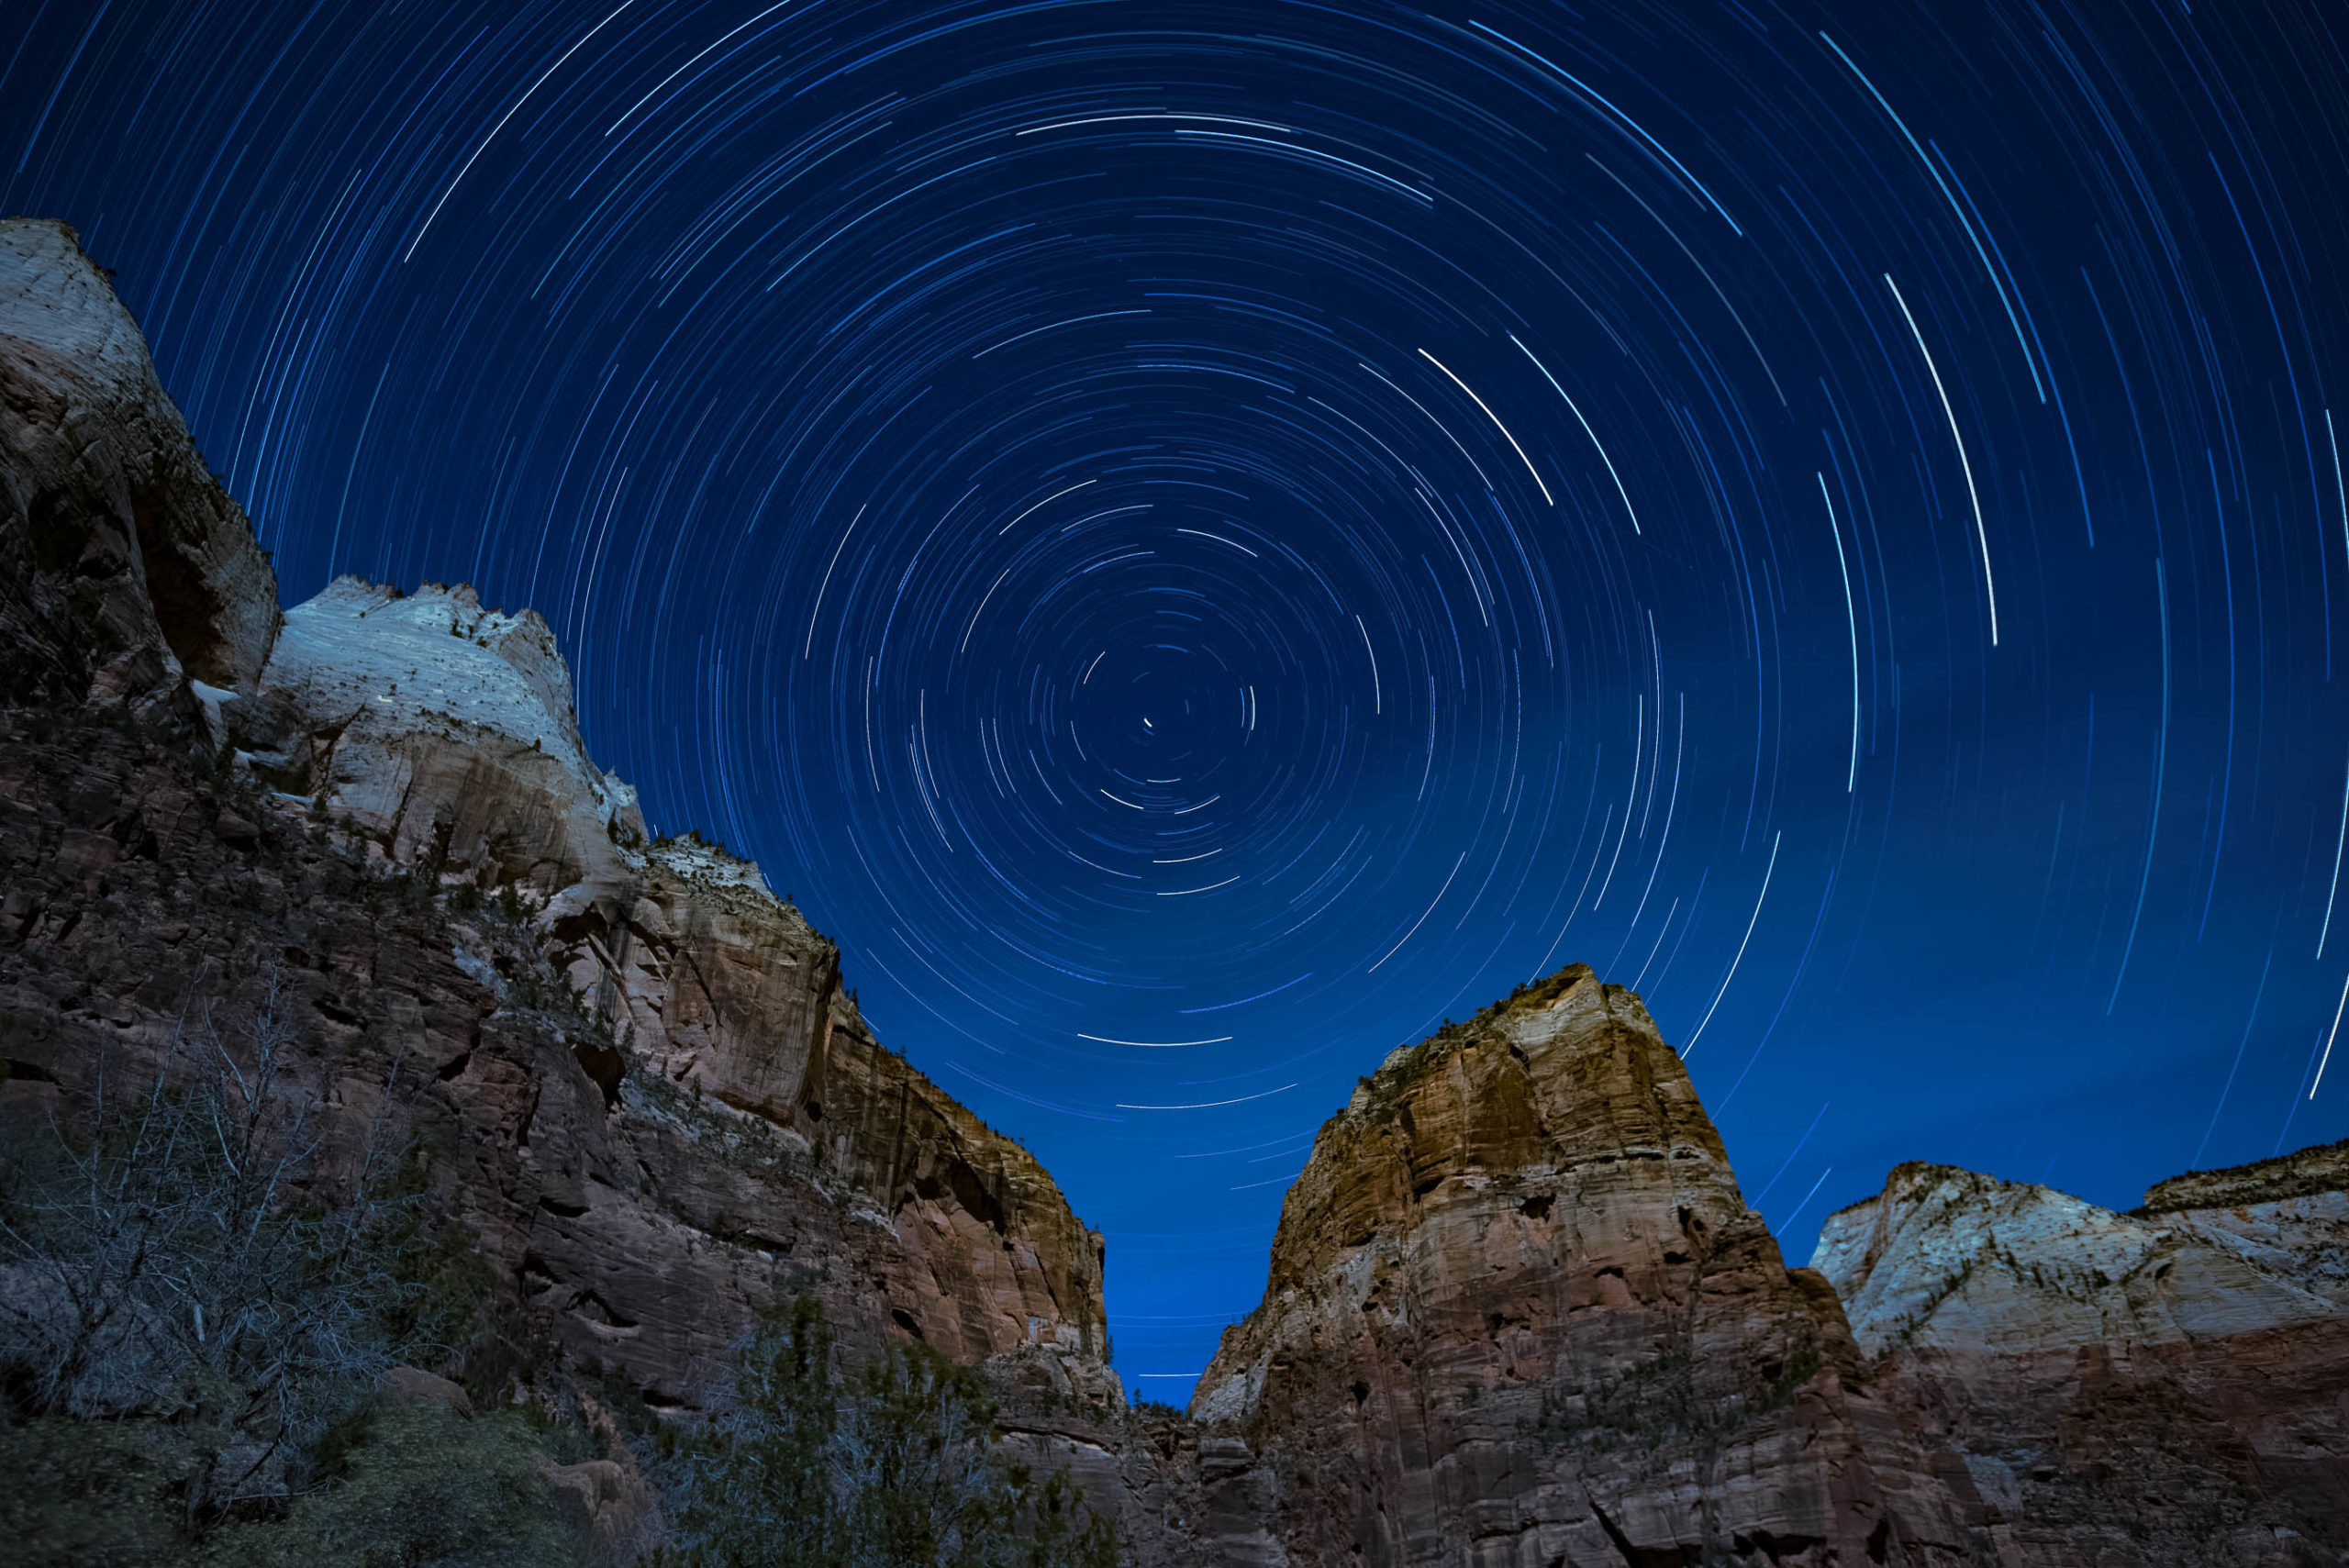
(655, 1296, 842, 1568)
(651, 1298, 1116, 1568)
(214, 1401, 584, 1568)
(0, 970, 495, 1508)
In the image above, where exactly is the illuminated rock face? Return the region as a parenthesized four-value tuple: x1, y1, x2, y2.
(1816, 1151, 2349, 1567)
(231, 573, 1111, 1377)
(1191, 965, 1979, 1568)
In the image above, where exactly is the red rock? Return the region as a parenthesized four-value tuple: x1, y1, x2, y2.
(1189, 966, 1981, 1566)
(0, 217, 1113, 1418)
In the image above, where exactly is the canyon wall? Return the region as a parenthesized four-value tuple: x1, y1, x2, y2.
(0, 217, 1108, 1414)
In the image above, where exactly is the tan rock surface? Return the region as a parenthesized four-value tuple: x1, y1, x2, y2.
(1192, 965, 1979, 1567)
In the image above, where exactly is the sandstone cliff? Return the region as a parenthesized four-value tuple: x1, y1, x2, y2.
(1817, 1153, 2349, 1565)
(0, 217, 1108, 1413)
(1189, 965, 1981, 1567)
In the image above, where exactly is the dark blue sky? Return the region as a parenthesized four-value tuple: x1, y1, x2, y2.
(8, 0, 2345, 1402)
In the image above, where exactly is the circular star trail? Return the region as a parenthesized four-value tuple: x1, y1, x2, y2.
(8, 0, 2345, 1395)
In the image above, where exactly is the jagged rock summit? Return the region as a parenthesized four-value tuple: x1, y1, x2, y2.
(1191, 963, 1976, 1566)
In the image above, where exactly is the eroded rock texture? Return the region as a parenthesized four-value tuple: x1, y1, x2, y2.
(1191, 966, 1980, 1567)
(1817, 1151, 2349, 1565)
(0, 217, 1108, 1416)
(0, 219, 276, 714)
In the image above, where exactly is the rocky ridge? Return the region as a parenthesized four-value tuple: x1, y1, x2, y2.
(1814, 1156, 2349, 1565)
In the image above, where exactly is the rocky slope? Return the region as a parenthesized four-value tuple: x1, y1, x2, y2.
(1816, 1151, 2349, 1565)
(0, 217, 1108, 1414)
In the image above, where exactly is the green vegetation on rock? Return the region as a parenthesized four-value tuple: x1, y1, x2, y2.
(650, 1296, 1118, 1568)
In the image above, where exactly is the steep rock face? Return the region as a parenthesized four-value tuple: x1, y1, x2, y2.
(0, 217, 1108, 1410)
(232, 575, 646, 894)
(1192, 965, 1980, 1568)
(1816, 1157, 2349, 1564)
(219, 569, 1109, 1372)
(0, 220, 277, 713)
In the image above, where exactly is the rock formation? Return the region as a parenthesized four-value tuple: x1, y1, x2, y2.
(1187, 965, 1982, 1566)
(1816, 1150, 2349, 1565)
(0, 219, 277, 715)
(0, 217, 1108, 1417)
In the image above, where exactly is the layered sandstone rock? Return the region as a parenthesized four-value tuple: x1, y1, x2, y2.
(1191, 965, 1980, 1567)
(229, 575, 646, 893)
(1817, 1155, 2349, 1564)
(0, 219, 276, 714)
(0, 217, 1108, 1417)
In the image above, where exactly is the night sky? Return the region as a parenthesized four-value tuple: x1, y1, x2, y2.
(7, 0, 2347, 1402)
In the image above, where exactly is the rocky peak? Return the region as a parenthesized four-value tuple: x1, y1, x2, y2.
(1190, 964, 1975, 1566)
(1813, 1160, 2346, 1360)
(232, 573, 647, 894)
(1813, 1158, 2349, 1564)
(1197, 965, 1749, 1428)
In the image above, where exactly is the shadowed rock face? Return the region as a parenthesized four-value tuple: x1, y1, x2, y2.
(0, 217, 1108, 1407)
(1192, 966, 1979, 1568)
(0, 220, 277, 714)
(1816, 1152, 2349, 1566)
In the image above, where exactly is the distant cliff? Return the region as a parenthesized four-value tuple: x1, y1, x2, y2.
(1815, 1152, 2349, 1564)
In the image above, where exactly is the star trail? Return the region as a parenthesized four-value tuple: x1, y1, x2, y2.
(6, 0, 2344, 1400)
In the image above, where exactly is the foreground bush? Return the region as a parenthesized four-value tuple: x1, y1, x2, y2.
(0, 1401, 584, 1567)
(652, 1296, 1117, 1568)
(0, 973, 596, 1564)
